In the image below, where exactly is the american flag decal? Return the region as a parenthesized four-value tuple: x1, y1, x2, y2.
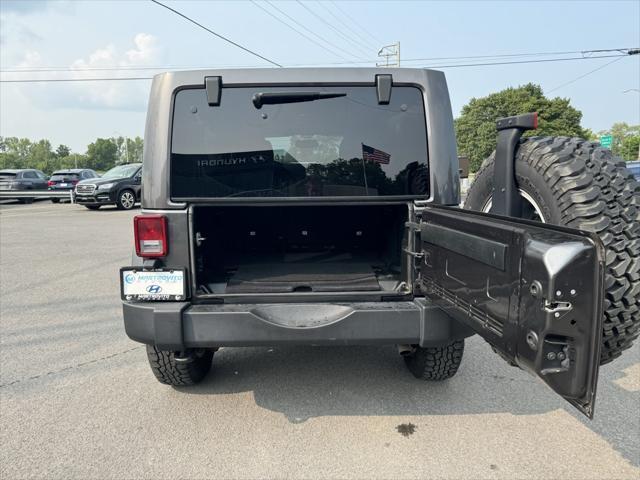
(362, 143, 391, 164)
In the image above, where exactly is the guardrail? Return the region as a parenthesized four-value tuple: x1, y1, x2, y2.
(0, 190, 75, 202)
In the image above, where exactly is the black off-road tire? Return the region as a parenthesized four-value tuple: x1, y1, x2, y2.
(465, 137, 640, 365)
(404, 339, 465, 380)
(146, 346, 214, 386)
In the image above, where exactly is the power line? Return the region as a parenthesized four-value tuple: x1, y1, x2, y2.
(3, 47, 634, 73)
(314, 1, 377, 52)
(399, 48, 630, 64)
(1, 53, 633, 83)
(421, 53, 627, 69)
(264, 0, 365, 61)
(150, 0, 282, 67)
(250, 1, 351, 62)
(329, 0, 382, 45)
(547, 56, 627, 93)
(295, 1, 372, 58)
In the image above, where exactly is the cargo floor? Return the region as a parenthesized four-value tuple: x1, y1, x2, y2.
(225, 261, 381, 293)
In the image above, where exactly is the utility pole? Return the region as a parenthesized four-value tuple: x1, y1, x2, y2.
(377, 42, 400, 67)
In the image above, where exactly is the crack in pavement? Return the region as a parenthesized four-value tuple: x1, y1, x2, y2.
(0, 346, 144, 388)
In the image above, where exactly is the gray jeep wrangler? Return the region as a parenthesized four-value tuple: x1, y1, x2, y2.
(121, 68, 639, 418)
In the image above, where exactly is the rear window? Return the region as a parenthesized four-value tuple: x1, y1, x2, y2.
(170, 85, 429, 198)
(51, 173, 80, 181)
(0, 172, 17, 178)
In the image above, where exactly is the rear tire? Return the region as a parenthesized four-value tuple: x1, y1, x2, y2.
(404, 339, 464, 380)
(146, 346, 213, 386)
(465, 137, 640, 365)
(51, 198, 60, 204)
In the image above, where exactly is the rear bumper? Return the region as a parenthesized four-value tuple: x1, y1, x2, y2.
(122, 299, 473, 350)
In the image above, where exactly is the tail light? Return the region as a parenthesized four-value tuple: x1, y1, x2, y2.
(134, 215, 168, 257)
(47, 180, 55, 186)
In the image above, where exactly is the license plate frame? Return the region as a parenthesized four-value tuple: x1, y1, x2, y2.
(120, 267, 186, 301)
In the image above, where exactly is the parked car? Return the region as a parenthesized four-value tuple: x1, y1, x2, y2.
(74, 163, 142, 210)
(0, 169, 48, 203)
(121, 68, 639, 419)
(627, 160, 640, 181)
(48, 169, 99, 203)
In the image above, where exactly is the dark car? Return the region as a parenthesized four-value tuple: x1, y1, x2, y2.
(74, 163, 142, 210)
(0, 169, 48, 203)
(48, 169, 99, 203)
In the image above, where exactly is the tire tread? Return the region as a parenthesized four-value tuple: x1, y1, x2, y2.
(146, 346, 213, 386)
(404, 340, 464, 380)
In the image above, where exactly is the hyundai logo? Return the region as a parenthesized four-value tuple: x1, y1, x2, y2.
(146, 284, 162, 294)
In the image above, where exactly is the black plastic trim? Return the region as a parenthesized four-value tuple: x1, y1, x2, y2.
(421, 223, 507, 270)
(375, 74, 392, 104)
(205, 76, 221, 106)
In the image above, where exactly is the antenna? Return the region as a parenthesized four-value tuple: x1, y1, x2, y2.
(377, 42, 400, 67)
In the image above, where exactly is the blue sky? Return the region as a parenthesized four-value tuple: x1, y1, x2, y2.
(1, 0, 639, 153)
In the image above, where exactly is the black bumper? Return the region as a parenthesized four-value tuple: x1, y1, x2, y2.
(75, 193, 114, 205)
(122, 299, 473, 350)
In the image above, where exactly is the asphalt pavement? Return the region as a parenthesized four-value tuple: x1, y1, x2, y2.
(1, 202, 639, 479)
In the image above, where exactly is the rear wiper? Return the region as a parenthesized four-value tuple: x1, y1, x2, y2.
(252, 91, 346, 109)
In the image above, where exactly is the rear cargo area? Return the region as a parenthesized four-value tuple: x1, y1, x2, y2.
(192, 204, 408, 296)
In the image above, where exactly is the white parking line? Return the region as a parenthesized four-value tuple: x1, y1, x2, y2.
(0, 206, 82, 218)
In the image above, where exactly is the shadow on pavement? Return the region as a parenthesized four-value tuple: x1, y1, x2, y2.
(178, 338, 640, 466)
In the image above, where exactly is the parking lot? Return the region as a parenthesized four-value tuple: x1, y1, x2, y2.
(0, 201, 638, 479)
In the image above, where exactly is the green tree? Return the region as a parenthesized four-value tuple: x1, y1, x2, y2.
(29, 139, 56, 172)
(111, 136, 143, 164)
(55, 144, 71, 158)
(86, 138, 118, 171)
(0, 137, 32, 169)
(597, 122, 640, 161)
(622, 136, 640, 161)
(455, 83, 588, 172)
(126, 136, 144, 163)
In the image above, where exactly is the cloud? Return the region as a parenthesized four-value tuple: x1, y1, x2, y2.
(13, 33, 161, 111)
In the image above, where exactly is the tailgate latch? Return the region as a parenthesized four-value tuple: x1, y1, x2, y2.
(195, 231, 207, 247)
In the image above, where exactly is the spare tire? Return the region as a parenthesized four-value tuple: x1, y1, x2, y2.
(465, 137, 640, 365)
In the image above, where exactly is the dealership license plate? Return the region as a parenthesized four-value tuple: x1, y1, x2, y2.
(121, 268, 186, 301)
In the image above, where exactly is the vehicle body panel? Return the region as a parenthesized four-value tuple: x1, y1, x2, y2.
(419, 205, 604, 417)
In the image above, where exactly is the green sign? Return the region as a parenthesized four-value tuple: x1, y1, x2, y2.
(600, 135, 613, 149)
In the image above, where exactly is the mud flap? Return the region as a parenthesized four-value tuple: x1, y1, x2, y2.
(419, 205, 605, 418)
